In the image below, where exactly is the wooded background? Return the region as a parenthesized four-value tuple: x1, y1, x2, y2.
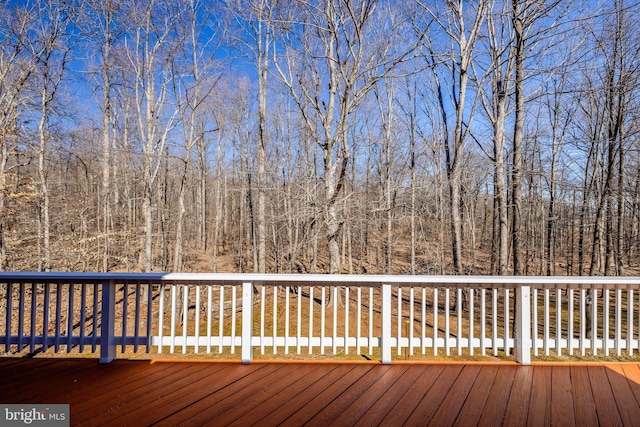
(1, 0, 639, 276)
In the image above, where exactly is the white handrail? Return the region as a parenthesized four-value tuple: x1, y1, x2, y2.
(2, 271, 640, 285)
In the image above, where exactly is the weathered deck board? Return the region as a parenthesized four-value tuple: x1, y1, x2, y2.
(605, 364, 640, 426)
(1, 358, 640, 426)
(550, 366, 576, 427)
(453, 364, 499, 426)
(571, 364, 599, 427)
(477, 365, 516, 426)
(589, 365, 624, 426)
(501, 364, 534, 426)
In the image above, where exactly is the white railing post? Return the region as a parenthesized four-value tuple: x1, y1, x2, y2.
(241, 282, 254, 364)
(100, 280, 116, 363)
(515, 284, 531, 365)
(381, 283, 392, 364)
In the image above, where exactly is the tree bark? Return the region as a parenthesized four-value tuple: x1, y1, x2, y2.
(511, 0, 525, 276)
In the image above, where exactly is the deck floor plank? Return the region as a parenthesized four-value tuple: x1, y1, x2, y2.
(2, 358, 640, 426)
(0, 358, 58, 382)
(280, 364, 375, 427)
(254, 363, 356, 426)
(588, 365, 624, 426)
(155, 363, 283, 426)
(73, 362, 214, 425)
(227, 363, 342, 426)
(527, 365, 552, 426)
(570, 364, 599, 427)
(200, 364, 314, 426)
(620, 364, 640, 406)
(327, 365, 410, 427)
(453, 364, 500, 427)
(502, 365, 534, 426)
(604, 365, 640, 427)
(353, 364, 429, 427)
(477, 365, 517, 426)
(378, 364, 446, 426)
(429, 364, 483, 426)
(20, 360, 169, 405)
(550, 366, 576, 427)
(402, 364, 465, 426)
(9, 359, 101, 400)
(116, 363, 257, 426)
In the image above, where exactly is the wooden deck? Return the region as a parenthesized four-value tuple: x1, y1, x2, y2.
(2, 358, 640, 426)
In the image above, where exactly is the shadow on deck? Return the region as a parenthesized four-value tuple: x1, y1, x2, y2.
(2, 358, 640, 426)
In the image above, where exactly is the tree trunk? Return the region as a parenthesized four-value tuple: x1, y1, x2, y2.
(0, 138, 7, 270)
(616, 128, 625, 273)
(256, 17, 268, 274)
(494, 96, 509, 275)
(512, 0, 525, 276)
(101, 6, 112, 273)
(408, 81, 417, 275)
(38, 94, 51, 272)
(173, 158, 188, 272)
(143, 177, 153, 272)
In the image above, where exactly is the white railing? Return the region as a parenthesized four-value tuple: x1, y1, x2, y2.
(1, 273, 640, 365)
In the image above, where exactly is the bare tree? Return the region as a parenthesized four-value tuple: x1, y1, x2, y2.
(274, 0, 413, 279)
(477, 0, 514, 275)
(125, 0, 179, 272)
(510, 0, 566, 275)
(31, 0, 73, 271)
(511, 0, 526, 275)
(541, 72, 574, 275)
(582, 0, 640, 276)
(0, 2, 42, 270)
(404, 78, 419, 274)
(171, 0, 222, 272)
(373, 80, 397, 273)
(3, 0, 640, 280)
(225, 0, 280, 273)
(417, 0, 488, 274)
(76, 0, 124, 271)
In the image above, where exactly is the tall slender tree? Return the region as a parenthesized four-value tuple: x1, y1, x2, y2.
(171, 0, 221, 272)
(0, 2, 41, 270)
(33, 0, 73, 271)
(417, 0, 488, 274)
(274, 0, 413, 278)
(126, 0, 179, 272)
(226, 0, 279, 273)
